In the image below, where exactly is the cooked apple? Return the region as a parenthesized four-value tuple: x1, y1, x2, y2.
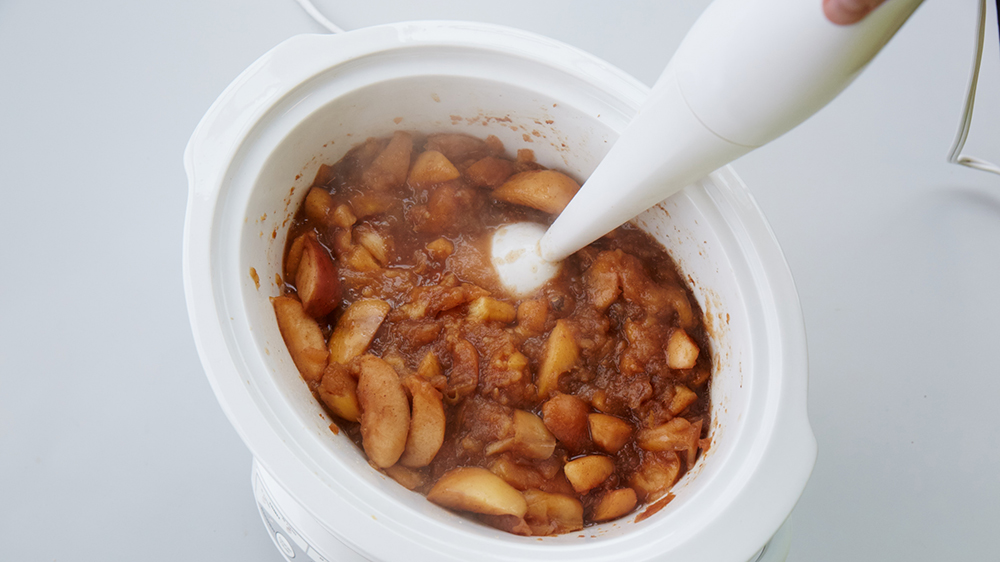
(296, 235, 341, 318)
(666, 328, 700, 369)
(489, 456, 546, 491)
(563, 455, 615, 494)
(331, 204, 357, 229)
(362, 131, 412, 191)
(445, 339, 479, 404)
(416, 351, 442, 379)
(303, 186, 334, 223)
(424, 133, 491, 163)
(399, 377, 446, 468)
(668, 384, 698, 416)
(536, 320, 579, 399)
(584, 251, 622, 311)
(354, 355, 410, 468)
(427, 467, 527, 517)
(271, 295, 328, 385)
(590, 488, 637, 522)
(511, 410, 557, 460)
(636, 417, 703, 466)
(284, 231, 312, 281)
(354, 224, 391, 266)
(425, 237, 454, 261)
(515, 298, 549, 334)
(542, 394, 590, 452)
(384, 464, 426, 490)
(408, 150, 460, 188)
(629, 451, 681, 501)
(492, 170, 580, 214)
(317, 362, 360, 422)
(522, 489, 584, 535)
(588, 413, 632, 454)
(465, 156, 514, 188)
(467, 296, 516, 324)
(327, 299, 391, 364)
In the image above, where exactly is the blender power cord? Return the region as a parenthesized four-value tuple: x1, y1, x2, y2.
(293, 0, 999, 176)
(947, 0, 1000, 175)
(293, 0, 344, 33)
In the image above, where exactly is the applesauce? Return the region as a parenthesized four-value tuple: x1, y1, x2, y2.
(272, 131, 710, 536)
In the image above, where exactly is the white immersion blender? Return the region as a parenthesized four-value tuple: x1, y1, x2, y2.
(492, 0, 924, 295)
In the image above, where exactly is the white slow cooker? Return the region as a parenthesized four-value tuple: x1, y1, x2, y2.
(183, 22, 816, 562)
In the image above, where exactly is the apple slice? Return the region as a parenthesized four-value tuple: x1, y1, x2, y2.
(535, 320, 579, 399)
(523, 489, 584, 535)
(296, 235, 341, 318)
(399, 377, 446, 468)
(271, 296, 328, 385)
(327, 299, 391, 364)
(427, 467, 528, 517)
(354, 355, 410, 468)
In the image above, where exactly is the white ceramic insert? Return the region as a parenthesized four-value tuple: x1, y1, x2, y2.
(183, 22, 815, 562)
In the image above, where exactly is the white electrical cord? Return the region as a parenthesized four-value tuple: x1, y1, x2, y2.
(294, 0, 344, 33)
(947, 0, 1000, 175)
(291, 0, 997, 176)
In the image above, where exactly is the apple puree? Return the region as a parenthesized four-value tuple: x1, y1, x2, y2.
(271, 131, 712, 535)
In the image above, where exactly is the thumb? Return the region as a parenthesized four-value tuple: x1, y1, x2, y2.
(823, 0, 887, 25)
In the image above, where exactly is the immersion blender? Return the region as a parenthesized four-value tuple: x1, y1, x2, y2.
(492, 0, 924, 294)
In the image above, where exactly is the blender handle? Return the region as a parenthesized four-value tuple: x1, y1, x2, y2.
(671, 0, 924, 148)
(539, 0, 924, 262)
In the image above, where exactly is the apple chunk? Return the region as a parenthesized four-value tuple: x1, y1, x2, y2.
(492, 170, 580, 214)
(362, 131, 412, 191)
(590, 488, 637, 522)
(317, 362, 360, 422)
(588, 413, 632, 454)
(563, 455, 615, 493)
(408, 150, 460, 188)
(296, 235, 341, 318)
(666, 328, 700, 369)
(636, 417, 703, 466)
(542, 394, 590, 452)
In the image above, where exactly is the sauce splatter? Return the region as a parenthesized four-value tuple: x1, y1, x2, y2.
(635, 493, 675, 523)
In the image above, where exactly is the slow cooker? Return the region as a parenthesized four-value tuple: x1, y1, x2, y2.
(183, 22, 816, 562)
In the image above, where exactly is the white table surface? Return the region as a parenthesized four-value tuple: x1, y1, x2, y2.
(1, 1, 998, 560)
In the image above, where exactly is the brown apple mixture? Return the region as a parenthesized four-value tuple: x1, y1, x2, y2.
(271, 131, 712, 536)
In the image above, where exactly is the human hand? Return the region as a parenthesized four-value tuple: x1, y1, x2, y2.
(823, 0, 888, 25)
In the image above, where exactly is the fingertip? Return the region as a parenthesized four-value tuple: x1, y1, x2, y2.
(823, 0, 884, 25)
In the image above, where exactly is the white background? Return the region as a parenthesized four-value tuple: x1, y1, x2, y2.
(1, 0, 998, 560)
